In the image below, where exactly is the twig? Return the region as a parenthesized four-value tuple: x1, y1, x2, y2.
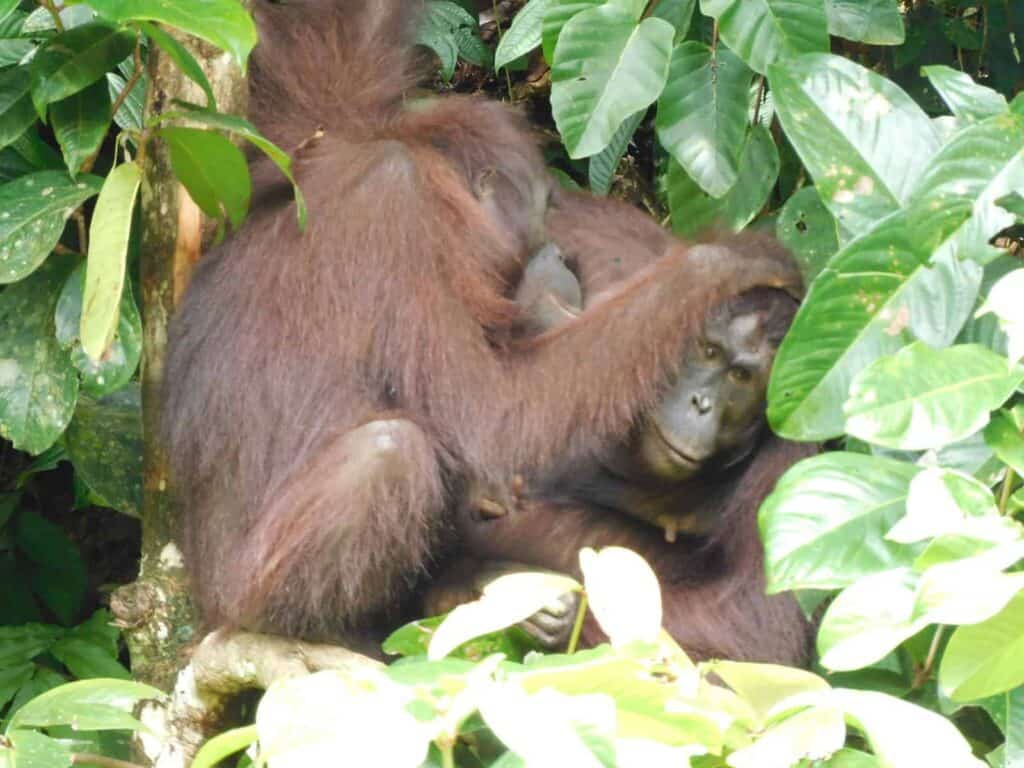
(38, 0, 64, 32)
(72, 210, 88, 254)
(72, 754, 145, 768)
(913, 626, 945, 689)
(107, 36, 145, 136)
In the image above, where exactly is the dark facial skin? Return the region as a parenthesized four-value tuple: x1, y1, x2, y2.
(606, 303, 775, 486)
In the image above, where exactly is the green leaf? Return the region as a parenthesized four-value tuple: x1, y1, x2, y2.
(50, 79, 111, 178)
(0, 624, 63, 667)
(655, 42, 752, 198)
(75, 0, 255, 68)
(9, 678, 161, 731)
(709, 661, 829, 722)
(825, 0, 904, 45)
(160, 106, 306, 228)
(700, 0, 829, 75)
(159, 126, 251, 231)
(580, 547, 661, 647)
(588, 109, 643, 195)
(0, 67, 36, 152)
(0, 258, 79, 454)
(650, 0, 696, 42)
(80, 161, 141, 361)
(65, 387, 143, 518)
(906, 112, 1024, 264)
(985, 410, 1024, 477)
(844, 343, 1024, 450)
(51, 614, 130, 681)
(29, 22, 136, 118)
(0, 664, 35, 712)
(768, 214, 982, 441)
(257, 670, 431, 768)
(106, 70, 145, 132)
(137, 20, 214, 109)
(550, 7, 673, 158)
(775, 185, 839, 283)
(541, 0, 603, 64)
(56, 266, 142, 397)
(667, 124, 779, 236)
(0, 171, 102, 284)
(5, 730, 73, 768)
(888, 467, 1001, 544)
(941, 591, 1024, 702)
(17, 510, 87, 625)
(495, 0, 551, 70)
(429, 571, 580, 660)
(769, 53, 941, 235)
(759, 452, 921, 592)
(193, 725, 258, 768)
(922, 65, 1008, 123)
(831, 688, 981, 766)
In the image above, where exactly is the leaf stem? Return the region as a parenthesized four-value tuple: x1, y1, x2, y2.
(566, 593, 588, 655)
(490, 0, 514, 100)
(1000, 468, 1017, 515)
(440, 741, 455, 768)
(39, 0, 64, 32)
(913, 625, 945, 689)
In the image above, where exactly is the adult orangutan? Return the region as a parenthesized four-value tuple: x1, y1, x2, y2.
(163, 0, 804, 652)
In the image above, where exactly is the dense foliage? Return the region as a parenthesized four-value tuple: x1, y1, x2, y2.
(0, 0, 1022, 766)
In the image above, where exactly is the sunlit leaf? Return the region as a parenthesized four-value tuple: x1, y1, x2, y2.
(760, 452, 921, 592)
(655, 42, 752, 197)
(701, 0, 829, 75)
(550, 6, 673, 158)
(844, 342, 1024, 450)
(76, 0, 256, 68)
(825, 0, 904, 45)
(9, 678, 161, 730)
(495, 0, 551, 70)
(580, 547, 661, 646)
(775, 186, 839, 282)
(769, 54, 940, 235)
(922, 65, 1009, 123)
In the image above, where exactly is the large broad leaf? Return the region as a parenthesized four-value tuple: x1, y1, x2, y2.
(830, 689, 984, 767)
(29, 22, 136, 117)
(73, 0, 255, 67)
(0, 258, 79, 454)
(65, 387, 143, 518)
(495, 0, 552, 69)
(825, 0, 904, 45)
(50, 79, 111, 179)
(985, 409, 1024, 476)
(655, 42, 752, 198)
(9, 678, 161, 731)
(940, 591, 1024, 702)
(17, 510, 87, 625)
(667, 125, 779, 236)
(541, 0, 603, 63)
(906, 112, 1024, 264)
(769, 54, 941, 235)
(922, 66, 1009, 124)
(768, 213, 981, 441)
(759, 452, 921, 592)
(0, 67, 36, 152)
(55, 265, 142, 398)
(844, 343, 1024, 451)
(550, 6, 673, 158)
(588, 109, 643, 196)
(159, 126, 251, 231)
(776, 185, 839, 282)
(80, 161, 141, 361)
(0, 171, 102, 284)
(976, 269, 1024, 362)
(700, 0, 829, 75)
(651, 0, 697, 41)
(159, 106, 306, 228)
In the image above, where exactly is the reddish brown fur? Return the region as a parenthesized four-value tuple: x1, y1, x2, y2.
(456, 438, 816, 665)
(164, 0, 804, 642)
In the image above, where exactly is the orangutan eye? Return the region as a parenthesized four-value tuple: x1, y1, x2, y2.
(729, 366, 752, 383)
(703, 343, 722, 361)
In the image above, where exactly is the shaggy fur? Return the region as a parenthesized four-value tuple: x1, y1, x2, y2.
(163, 0, 804, 642)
